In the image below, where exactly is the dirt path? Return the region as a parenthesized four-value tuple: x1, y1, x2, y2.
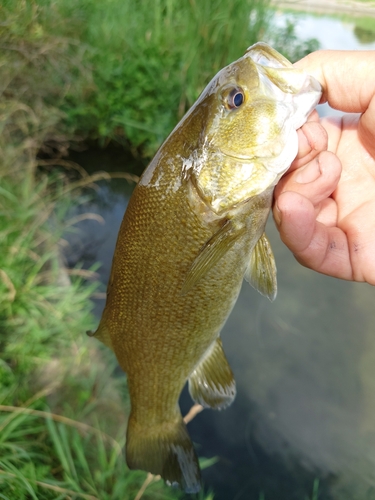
(272, 0, 375, 17)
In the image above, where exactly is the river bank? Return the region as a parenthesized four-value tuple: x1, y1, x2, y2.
(0, 1, 276, 498)
(1, 0, 356, 498)
(273, 0, 375, 16)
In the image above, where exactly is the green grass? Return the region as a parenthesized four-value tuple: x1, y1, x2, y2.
(50, 0, 274, 155)
(0, 2, 226, 497)
(1, 0, 319, 157)
(0, 1, 321, 498)
(0, 3, 186, 497)
(0, 100, 190, 500)
(0, 380, 197, 499)
(55, 0, 318, 155)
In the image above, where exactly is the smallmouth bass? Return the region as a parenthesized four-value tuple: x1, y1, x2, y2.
(90, 43, 321, 493)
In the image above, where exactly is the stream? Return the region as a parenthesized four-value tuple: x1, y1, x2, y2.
(65, 9, 375, 500)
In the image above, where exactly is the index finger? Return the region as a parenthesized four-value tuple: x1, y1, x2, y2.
(295, 50, 375, 156)
(294, 50, 375, 113)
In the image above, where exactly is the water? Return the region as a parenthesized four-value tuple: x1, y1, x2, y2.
(274, 9, 375, 51)
(66, 11, 375, 500)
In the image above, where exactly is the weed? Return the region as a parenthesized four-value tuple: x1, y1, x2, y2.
(0, 2, 320, 498)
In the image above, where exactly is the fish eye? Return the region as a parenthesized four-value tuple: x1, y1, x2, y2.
(227, 88, 244, 109)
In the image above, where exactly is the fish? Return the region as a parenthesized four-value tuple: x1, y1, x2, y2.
(89, 42, 322, 493)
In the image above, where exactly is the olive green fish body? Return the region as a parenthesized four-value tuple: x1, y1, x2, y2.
(97, 145, 272, 492)
(91, 42, 322, 493)
(103, 169, 273, 413)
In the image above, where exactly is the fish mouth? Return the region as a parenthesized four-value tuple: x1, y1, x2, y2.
(245, 42, 322, 102)
(245, 42, 292, 70)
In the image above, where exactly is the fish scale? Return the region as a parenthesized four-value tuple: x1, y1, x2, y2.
(90, 42, 322, 493)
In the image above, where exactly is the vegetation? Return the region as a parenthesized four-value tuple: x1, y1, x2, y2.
(0, 0, 320, 498)
(0, 1, 197, 497)
(65, 0, 275, 155)
(1, 0, 318, 156)
(14, 0, 274, 156)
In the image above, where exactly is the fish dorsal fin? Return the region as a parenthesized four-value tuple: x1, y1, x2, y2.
(87, 321, 114, 351)
(181, 220, 245, 295)
(245, 232, 277, 301)
(188, 337, 236, 410)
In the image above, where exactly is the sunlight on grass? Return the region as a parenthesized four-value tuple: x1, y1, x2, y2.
(0, 1, 322, 498)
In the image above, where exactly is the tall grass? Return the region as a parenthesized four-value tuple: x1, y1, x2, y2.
(0, 3, 193, 498)
(0, 99, 189, 500)
(54, 0, 318, 155)
(0, 378, 194, 499)
(53, 0, 274, 154)
(1, 0, 318, 157)
(0, 1, 320, 498)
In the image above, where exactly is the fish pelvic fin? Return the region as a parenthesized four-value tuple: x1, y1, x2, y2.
(245, 232, 277, 302)
(86, 320, 114, 351)
(189, 338, 236, 410)
(126, 414, 201, 494)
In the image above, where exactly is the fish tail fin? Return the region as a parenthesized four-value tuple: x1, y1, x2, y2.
(126, 413, 201, 493)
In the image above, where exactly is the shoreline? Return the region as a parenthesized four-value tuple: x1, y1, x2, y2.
(271, 0, 375, 17)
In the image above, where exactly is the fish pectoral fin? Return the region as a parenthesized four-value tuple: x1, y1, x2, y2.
(181, 219, 245, 295)
(126, 414, 201, 494)
(244, 232, 277, 301)
(86, 321, 114, 351)
(188, 338, 236, 410)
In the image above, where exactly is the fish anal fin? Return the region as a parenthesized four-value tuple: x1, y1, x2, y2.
(86, 321, 114, 351)
(245, 232, 277, 301)
(126, 414, 201, 494)
(189, 338, 236, 410)
(181, 219, 245, 295)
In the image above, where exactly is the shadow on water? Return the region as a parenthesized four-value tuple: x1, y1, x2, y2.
(66, 142, 375, 500)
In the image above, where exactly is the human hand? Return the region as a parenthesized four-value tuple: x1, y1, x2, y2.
(273, 50, 375, 284)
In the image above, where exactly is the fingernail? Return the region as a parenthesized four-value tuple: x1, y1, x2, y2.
(295, 158, 321, 184)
